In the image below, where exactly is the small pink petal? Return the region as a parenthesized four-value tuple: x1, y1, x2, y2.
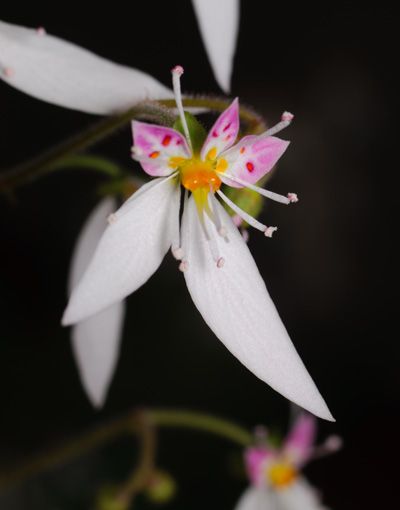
(132, 121, 190, 176)
(245, 447, 275, 486)
(220, 135, 290, 188)
(200, 98, 239, 160)
(283, 413, 317, 467)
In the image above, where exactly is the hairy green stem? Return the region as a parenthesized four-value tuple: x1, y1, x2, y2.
(0, 96, 266, 194)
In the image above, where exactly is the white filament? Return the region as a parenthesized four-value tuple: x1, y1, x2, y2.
(216, 189, 269, 233)
(171, 66, 192, 151)
(262, 111, 294, 137)
(218, 172, 291, 204)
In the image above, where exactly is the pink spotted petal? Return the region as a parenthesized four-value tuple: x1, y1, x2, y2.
(245, 447, 275, 486)
(132, 121, 191, 176)
(283, 413, 317, 467)
(219, 135, 290, 188)
(200, 98, 239, 160)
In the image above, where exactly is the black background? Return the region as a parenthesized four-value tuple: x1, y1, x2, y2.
(0, 2, 397, 509)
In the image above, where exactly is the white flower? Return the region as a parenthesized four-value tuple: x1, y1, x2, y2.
(235, 413, 342, 510)
(62, 66, 333, 421)
(0, 2, 238, 112)
(0, 7, 239, 406)
(69, 198, 126, 407)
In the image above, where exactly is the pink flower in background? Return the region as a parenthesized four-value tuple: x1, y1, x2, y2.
(62, 66, 333, 421)
(235, 413, 342, 510)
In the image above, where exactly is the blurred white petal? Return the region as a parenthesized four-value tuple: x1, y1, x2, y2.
(276, 478, 328, 510)
(235, 486, 279, 510)
(181, 197, 333, 421)
(0, 19, 172, 114)
(69, 198, 125, 407)
(63, 177, 180, 324)
(192, 0, 239, 92)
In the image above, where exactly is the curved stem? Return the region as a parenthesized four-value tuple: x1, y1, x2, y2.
(0, 408, 252, 490)
(50, 154, 125, 177)
(115, 411, 157, 507)
(148, 409, 252, 447)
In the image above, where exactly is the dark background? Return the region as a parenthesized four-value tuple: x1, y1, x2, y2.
(0, 3, 397, 509)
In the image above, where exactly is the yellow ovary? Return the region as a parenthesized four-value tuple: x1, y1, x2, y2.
(178, 159, 222, 193)
(267, 462, 298, 489)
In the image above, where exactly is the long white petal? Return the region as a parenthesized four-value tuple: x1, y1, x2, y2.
(234, 486, 279, 510)
(276, 478, 329, 510)
(69, 198, 125, 407)
(192, 0, 239, 93)
(63, 177, 180, 325)
(0, 20, 172, 114)
(181, 197, 334, 421)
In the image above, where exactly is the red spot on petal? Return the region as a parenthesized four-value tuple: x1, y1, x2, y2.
(176, 139, 182, 145)
(162, 135, 172, 146)
(223, 134, 231, 142)
(212, 130, 219, 137)
(246, 162, 254, 172)
(149, 151, 160, 159)
(223, 122, 231, 132)
(240, 147, 246, 154)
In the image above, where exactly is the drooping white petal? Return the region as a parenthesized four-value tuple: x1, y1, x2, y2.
(0, 19, 172, 114)
(69, 198, 125, 407)
(181, 197, 334, 421)
(276, 478, 329, 510)
(192, 0, 240, 93)
(234, 486, 279, 510)
(63, 177, 180, 325)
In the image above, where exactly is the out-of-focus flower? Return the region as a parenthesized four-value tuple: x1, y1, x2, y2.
(62, 66, 333, 421)
(235, 413, 342, 510)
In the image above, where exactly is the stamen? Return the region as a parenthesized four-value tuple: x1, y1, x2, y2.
(287, 193, 299, 203)
(107, 213, 117, 225)
(262, 111, 294, 137)
(2, 66, 14, 78)
(36, 26, 46, 36)
(171, 190, 185, 260)
(217, 257, 225, 268)
(218, 172, 293, 205)
(171, 65, 192, 151)
(308, 435, 343, 461)
(197, 195, 226, 267)
(217, 190, 276, 236)
(209, 191, 229, 240)
(241, 229, 250, 243)
(179, 260, 188, 272)
(264, 226, 278, 238)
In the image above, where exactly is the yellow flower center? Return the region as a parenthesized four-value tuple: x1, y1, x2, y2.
(169, 153, 228, 194)
(267, 462, 297, 489)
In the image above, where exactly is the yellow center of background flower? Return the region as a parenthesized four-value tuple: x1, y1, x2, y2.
(267, 462, 297, 489)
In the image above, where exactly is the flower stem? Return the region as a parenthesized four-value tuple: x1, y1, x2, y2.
(147, 409, 252, 446)
(0, 408, 251, 490)
(0, 97, 266, 194)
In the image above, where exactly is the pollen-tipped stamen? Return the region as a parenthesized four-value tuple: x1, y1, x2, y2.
(262, 111, 294, 137)
(171, 65, 192, 151)
(218, 172, 296, 205)
(217, 189, 277, 237)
